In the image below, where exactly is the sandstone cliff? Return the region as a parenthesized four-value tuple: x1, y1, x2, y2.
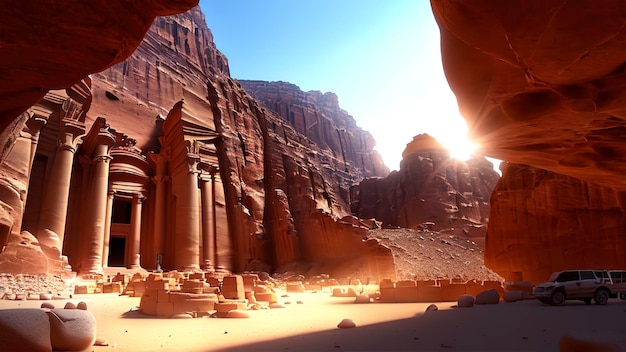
(0, 0, 198, 161)
(85, 6, 394, 278)
(431, 0, 626, 282)
(239, 80, 388, 177)
(350, 134, 499, 237)
(486, 163, 626, 284)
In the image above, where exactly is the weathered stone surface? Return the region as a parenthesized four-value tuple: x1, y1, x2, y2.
(0, 231, 49, 274)
(47, 308, 97, 351)
(0, 4, 394, 280)
(457, 294, 475, 308)
(351, 134, 499, 236)
(0, 308, 52, 352)
(475, 289, 500, 305)
(486, 163, 626, 283)
(240, 80, 388, 177)
(337, 318, 356, 329)
(431, 0, 626, 190)
(82, 6, 396, 278)
(431, 0, 626, 284)
(0, 0, 198, 159)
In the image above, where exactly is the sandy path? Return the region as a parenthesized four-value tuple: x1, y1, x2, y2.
(2, 290, 626, 351)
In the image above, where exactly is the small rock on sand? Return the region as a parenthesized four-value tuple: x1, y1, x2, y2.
(337, 318, 356, 329)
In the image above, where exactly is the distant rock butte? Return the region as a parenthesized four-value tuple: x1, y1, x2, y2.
(350, 134, 500, 237)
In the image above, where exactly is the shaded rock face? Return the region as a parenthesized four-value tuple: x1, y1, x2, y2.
(431, 0, 626, 282)
(486, 163, 626, 284)
(350, 134, 499, 237)
(431, 0, 626, 190)
(0, 0, 198, 160)
(239, 80, 389, 177)
(83, 6, 393, 278)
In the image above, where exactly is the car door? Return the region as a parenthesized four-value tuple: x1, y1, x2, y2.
(577, 270, 600, 297)
(556, 271, 582, 298)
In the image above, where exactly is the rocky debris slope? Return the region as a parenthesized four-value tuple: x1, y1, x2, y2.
(368, 228, 502, 282)
(351, 134, 500, 237)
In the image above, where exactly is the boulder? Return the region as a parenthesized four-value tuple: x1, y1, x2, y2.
(457, 294, 475, 308)
(47, 308, 97, 351)
(0, 308, 51, 352)
(475, 289, 500, 305)
(337, 318, 356, 329)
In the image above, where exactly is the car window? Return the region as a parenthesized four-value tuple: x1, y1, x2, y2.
(595, 271, 609, 279)
(611, 271, 626, 281)
(581, 271, 595, 280)
(555, 271, 580, 282)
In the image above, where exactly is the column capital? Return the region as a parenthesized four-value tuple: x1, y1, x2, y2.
(58, 118, 86, 153)
(187, 154, 200, 174)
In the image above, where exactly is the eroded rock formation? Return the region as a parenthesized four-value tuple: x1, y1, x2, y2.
(486, 163, 626, 283)
(239, 80, 388, 177)
(0, 5, 395, 280)
(0, 0, 199, 160)
(431, 0, 626, 190)
(431, 0, 626, 281)
(350, 134, 499, 237)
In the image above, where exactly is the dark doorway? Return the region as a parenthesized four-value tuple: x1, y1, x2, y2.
(108, 237, 126, 267)
(111, 198, 132, 224)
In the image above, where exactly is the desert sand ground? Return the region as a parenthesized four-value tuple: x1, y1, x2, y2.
(2, 287, 626, 352)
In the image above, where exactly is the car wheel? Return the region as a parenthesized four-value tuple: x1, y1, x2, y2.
(583, 298, 592, 305)
(550, 290, 566, 306)
(594, 289, 610, 305)
(620, 293, 626, 300)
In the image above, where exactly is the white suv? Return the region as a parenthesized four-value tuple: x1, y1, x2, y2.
(533, 270, 617, 305)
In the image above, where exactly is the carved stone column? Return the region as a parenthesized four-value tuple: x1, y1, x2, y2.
(80, 141, 114, 274)
(148, 152, 168, 270)
(101, 191, 115, 268)
(199, 169, 216, 268)
(173, 156, 201, 271)
(37, 119, 85, 257)
(127, 193, 144, 269)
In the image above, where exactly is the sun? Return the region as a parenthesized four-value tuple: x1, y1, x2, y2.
(445, 137, 478, 161)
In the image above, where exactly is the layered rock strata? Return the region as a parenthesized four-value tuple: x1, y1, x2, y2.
(0, 6, 395, 280)
(486, 163, 626, 283)
(239, 80, 388, 177)
(431, 0, 626, 281)
(431, 0, 626, 190)
(0, 0, 199, 161)
(350, 134, 499, 237)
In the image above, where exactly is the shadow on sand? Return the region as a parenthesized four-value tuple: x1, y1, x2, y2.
(211, 300, 626, 351)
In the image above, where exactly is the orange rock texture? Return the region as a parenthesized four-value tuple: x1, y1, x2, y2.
(350, 134, 499, 237)
(0, 0, 199, 159)
(432, 0, 626, 281)
(486, 163, 626, 284)
(82, 7, 394, 278)
(239, 80, 388, 178)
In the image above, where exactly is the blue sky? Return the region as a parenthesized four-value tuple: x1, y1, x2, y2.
(200, 0, 474, 171)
